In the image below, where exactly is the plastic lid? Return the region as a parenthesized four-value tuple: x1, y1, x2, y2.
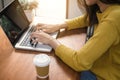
(33, 54, 50, 67)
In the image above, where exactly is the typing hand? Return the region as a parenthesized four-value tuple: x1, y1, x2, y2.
(30, 37, 38, 47)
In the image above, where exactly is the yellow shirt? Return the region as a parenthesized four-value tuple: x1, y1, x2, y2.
(55, 5, 120, 80)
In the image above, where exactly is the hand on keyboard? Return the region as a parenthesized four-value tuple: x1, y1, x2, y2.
(30, 38, 38, 47)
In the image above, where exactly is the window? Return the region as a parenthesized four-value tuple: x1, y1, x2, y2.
(35, 0, 67, 20)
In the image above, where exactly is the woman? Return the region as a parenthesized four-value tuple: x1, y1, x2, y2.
(31, 0, 120, 80)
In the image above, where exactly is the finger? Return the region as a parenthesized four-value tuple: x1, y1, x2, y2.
(37, 23, 44, 26)
(33, 26, 38, 32)
(34, 24, 43, 31)
(30, 33, 37, 39)
(32, 38, 38, 43)
(30, 32, 40, 39)
(30, 38, 38, 47)
(36, 27, 44, 32)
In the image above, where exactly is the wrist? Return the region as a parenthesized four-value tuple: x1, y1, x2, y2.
(57, 22, 68, 29)
(49, 38, 61, 50)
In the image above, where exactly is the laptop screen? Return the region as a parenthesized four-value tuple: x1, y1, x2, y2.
(0, 0, 30, 45)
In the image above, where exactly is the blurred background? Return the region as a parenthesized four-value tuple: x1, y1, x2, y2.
(0, 0, 83, 19)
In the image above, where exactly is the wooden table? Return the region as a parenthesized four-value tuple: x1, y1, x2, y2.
(0, 20, 86, 80)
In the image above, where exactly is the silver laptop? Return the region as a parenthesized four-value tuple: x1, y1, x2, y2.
(0, 0, 58, 52)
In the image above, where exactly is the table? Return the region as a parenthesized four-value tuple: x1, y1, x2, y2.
(0, 20, 86, 80)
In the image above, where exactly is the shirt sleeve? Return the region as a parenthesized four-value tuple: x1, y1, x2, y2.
(55, 21, 118, 71)
(65, 14, 89, 30)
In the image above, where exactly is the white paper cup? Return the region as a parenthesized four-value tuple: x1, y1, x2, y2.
(33, 54, 50, 79)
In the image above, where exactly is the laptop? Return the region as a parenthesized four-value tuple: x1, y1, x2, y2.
(0, 0, 58, 52)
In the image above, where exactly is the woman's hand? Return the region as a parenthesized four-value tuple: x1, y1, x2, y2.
(30, 31, 60, 49)
(35, 23, 60, 33)
(35, 22, 68, 33)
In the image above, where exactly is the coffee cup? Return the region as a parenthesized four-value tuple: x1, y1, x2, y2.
(33, 54, 50, 79)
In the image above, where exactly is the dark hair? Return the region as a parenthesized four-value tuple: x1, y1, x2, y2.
(77, 0, 120, 26)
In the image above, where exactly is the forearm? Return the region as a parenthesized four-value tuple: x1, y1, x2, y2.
(56, 21, 68, 30)
(65, 15, 88, 30)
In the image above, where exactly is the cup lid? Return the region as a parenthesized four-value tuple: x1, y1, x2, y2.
(33, 54, 50, 67)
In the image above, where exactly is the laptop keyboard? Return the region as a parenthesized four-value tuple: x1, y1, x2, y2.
(20, 26, 36, 47)
(20, 26, 58, 48)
